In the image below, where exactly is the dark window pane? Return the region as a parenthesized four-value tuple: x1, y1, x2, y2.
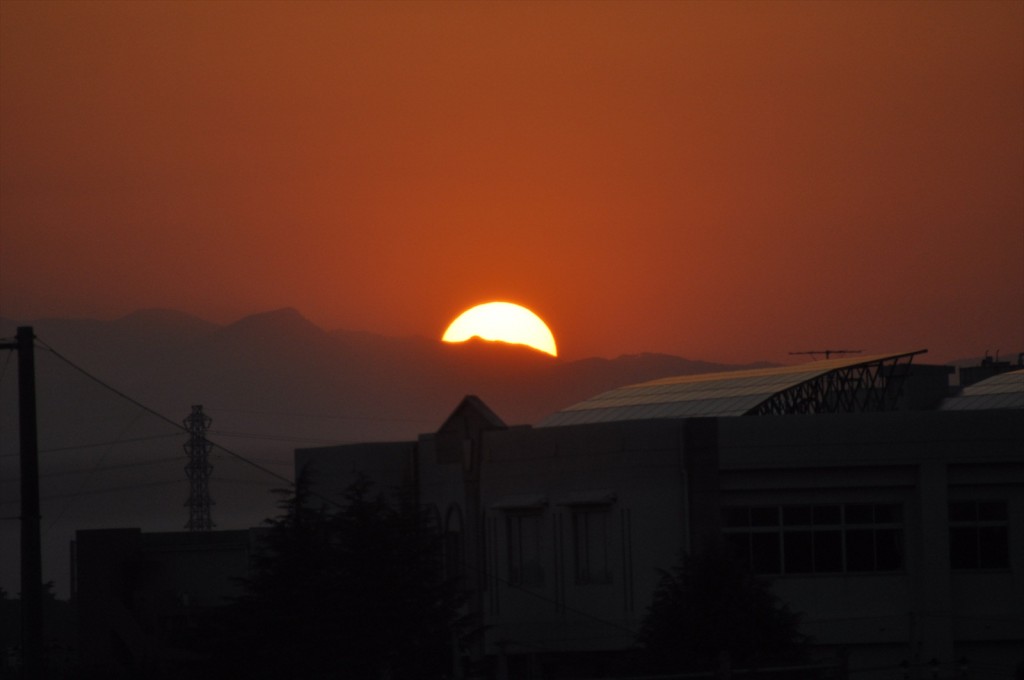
(784, 531, 814, 573)
(445, 531, 463, 579)
(845, 505, 874, 524)
(724, 533, 752, 571)
(507, 517, 521, 582)
(723, 507, 749, 528)
(508, 514, 544, 586)
(751, 533, 781, 574)
(594, 512, 610, 582)
(874, 504, 902, 524)
(814, 530, 843, 572)
(949, 527, 978, 569)
(978, 526, 1010, 569)
(783, 506, 812, 526)
(845, 529, 875, 571)
(750, 507, 779, 527)
(813, 505, 841, 525)
(978, 502, 1008, 522)
(573, 513, 589, 583)
(949, 501, 976, 522)
(875, 529, 903, 571)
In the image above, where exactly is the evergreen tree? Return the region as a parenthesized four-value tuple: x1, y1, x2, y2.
(203, 476, 461, 680)
(637, 540, 808, 675)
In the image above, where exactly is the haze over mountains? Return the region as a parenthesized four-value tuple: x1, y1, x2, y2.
(3, 307, 772, 440)
(2, 307, 772, 596)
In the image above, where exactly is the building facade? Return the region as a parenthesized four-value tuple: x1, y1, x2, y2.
(296, 360, 1024, 679)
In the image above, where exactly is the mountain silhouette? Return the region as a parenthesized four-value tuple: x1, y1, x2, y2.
(2, 307, 771, 456)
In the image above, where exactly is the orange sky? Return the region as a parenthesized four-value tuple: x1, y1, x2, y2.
(1, 1, 1021, 364)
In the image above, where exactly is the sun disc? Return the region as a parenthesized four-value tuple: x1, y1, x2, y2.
(442, 302, 557, 357)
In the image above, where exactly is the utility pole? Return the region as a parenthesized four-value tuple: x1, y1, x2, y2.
(1, 327, 43, 680)
(183, 405, 214, 531)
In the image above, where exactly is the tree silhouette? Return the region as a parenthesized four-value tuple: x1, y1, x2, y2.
(201, 476, 462, 680)
(637, 540, 809, 676)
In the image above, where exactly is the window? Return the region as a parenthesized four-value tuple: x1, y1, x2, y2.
(949, 501, 1009, 569)
(507, 513, 545, 586)
(723, 503, 904, 575)
(444, 530, 463, 580)
(844, 503, 904, 572)
(444, 506, 464, 581)
(573, 508, 612, 584)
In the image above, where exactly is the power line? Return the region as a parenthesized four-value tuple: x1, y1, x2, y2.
(208, 429, 348, 445)
(41, 434, 180, 454)
(34, 337, 295, 488)
(40, 408, 153, 535)
(0, 431, 180, 459)
(0, 347, 13, 383)
(40, 457, 182, 479)
(0, 434, 181, 458)
(215, 454, 292, 467)
(207, 406, 435, 424)
(36, 479, 183, 502)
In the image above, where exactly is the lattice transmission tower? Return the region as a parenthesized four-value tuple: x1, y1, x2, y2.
(183, 404, 215, 531)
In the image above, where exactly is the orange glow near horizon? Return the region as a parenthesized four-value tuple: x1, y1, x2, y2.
(0, 2, 1021, 364)
(443, 302, 558, 357)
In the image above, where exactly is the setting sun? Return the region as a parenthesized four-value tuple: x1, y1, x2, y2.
(442, 302, 557, 357)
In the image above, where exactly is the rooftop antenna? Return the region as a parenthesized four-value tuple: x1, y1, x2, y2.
(789, 349, 863, 361)
(183, 404, 215, 531)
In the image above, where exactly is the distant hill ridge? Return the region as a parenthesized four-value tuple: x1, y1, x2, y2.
(0, 307, 771, 436)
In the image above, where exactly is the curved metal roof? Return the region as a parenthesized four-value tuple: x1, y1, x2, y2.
(540, 351, 926, 426)
(941, 368, 1024, 410)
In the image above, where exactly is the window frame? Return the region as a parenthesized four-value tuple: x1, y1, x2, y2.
(948, 500, 1010, 570)
(506, 511, 546, 587)
(723, 503, 905, 576)
(571, 506, 613, 585)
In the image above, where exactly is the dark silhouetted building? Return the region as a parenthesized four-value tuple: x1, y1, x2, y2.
(297, 355, 1024, 679)
(73, 527, 263, 676)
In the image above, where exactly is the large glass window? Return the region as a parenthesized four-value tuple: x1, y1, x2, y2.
(507, 513, 545, 586)
(573, 508, 612, 584)
(723, 503, 904, 575)
(949, 501, 1009, 570)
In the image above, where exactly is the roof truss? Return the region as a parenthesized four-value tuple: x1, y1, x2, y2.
(747, 351, 923, 416)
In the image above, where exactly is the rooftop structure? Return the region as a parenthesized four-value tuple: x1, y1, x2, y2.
(942, 368, 1024, 410)
(541, 350, 927, 426)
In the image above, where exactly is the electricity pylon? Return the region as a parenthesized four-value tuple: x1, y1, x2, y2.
(183, 404, 215, 531)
